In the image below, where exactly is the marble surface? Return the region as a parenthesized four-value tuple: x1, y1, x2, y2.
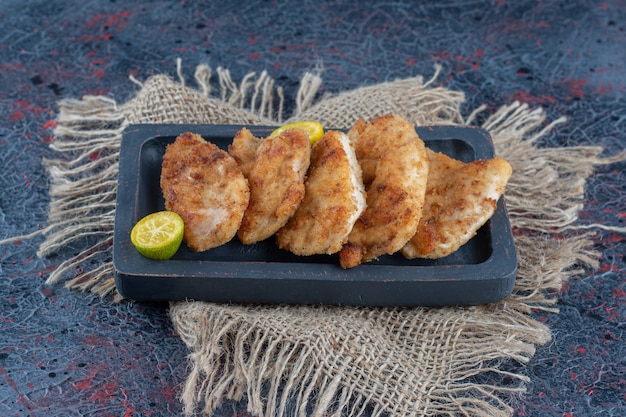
(1, 1, 625, 416)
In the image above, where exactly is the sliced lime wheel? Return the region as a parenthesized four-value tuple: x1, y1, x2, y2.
(130, 211, 184, 260)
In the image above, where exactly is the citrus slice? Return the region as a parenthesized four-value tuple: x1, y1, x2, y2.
(130, 211, 184, 260)
(270, 121, 324, 144)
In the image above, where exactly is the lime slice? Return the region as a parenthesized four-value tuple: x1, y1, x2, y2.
(270, 121, 324, 144)
(130, 211, 184, 260)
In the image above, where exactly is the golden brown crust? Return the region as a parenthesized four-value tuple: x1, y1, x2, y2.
(276, 130, 365, 256)
(339, 114, 429, 268)
(228, 127, 261, 177)
(160, 115, 513, 264)
(160, 132, 249, 252)
(236, 128, 311, 244)
(401, 149, 512, 259)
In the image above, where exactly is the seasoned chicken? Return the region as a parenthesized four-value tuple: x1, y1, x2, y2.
(402, 149, 512, 259)
(228, 127, 261, 177)
(276, 130, 366, 256)
(339, 115, 429, 268)
(235, 128, 311, 244)
(160, 132, 249, 252)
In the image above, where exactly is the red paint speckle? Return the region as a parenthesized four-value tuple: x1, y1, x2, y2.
(81, 334, 113, 347)
(0, 366, 34, 413)
(596, 85, 613, 94)
(599, 263, 619, 273)
(75, 376, 93, 390)
(89, 380, 119, 405)
(510, 90, 557, 105)
(613, 287, 626, 299)
(75, 33, 113, 43)
(89, 57, 110, 67)
(87, 10, 132, 31)
(121, 387, 136, 417)
(606, 307, 621, 321)
(1, 62, 23, 71)
(43, 119, 57, 130)
(604, 330, 617, 342)
(13, 100, 50, 117)
(88, 151, 102, 160)
(10, 110, 25, 121)
(159, 384, 177, 401)
(562, 78, 587, 99)
(249, 52, 261, 59)
(86, 13, 106, 28)
(105, 10, 131, 30)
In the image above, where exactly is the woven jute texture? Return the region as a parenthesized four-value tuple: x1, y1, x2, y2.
(20, 63, 621, 416)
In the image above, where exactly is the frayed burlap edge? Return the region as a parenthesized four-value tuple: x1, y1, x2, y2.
(3, 62, 625, 416)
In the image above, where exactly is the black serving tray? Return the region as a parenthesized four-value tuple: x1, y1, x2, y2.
(113, 124, 517, 306)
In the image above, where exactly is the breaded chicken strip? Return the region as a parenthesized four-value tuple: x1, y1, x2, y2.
(228, 127, 261, 177)
(160, 132, 249, 252)
(276, 130, 366, 256)
(339, 114, 429, 268)
(402, 149, 512, 259)
(235, 128, 311, 244)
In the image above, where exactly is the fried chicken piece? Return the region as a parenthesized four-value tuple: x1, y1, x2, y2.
(228, 127, 261, 177)
(339, 114, 429, 268)
(235, 128, 311, 244)
(401, 149, 512, 259)
(160, 132, 249, 252)
(276, 130, 366, 256)
(347, 114, 426, 184)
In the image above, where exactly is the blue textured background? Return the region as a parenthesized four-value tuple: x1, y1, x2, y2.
(1, 1, 625, 416)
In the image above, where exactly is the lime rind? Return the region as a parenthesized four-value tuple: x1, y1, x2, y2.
(270, 121, 324, 144)
(130, 211, 184, 260)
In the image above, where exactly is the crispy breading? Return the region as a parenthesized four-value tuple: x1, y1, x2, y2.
(339, 115, 429, 268)
(276, 130, 366, 256)
(401, 149, 512, 259)
(236, 128, 311, 244)
(160, 132, 249, 252)
(228, 127, 261, 177)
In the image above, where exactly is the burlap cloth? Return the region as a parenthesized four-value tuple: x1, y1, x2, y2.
(22, 63, 625, 416)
